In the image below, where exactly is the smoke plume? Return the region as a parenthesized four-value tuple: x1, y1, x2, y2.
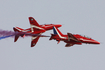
(0, 29, 15, 40)
(0, 29, 15, 37)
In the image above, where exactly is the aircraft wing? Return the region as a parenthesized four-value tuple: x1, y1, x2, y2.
(31, 36, 40, 47)
(31, 33, 43, 47)
(67, 33, 81, 42)
(29, 17, 40, 26)
(31, 32, 49, 47)
(29, 17, 45, 33)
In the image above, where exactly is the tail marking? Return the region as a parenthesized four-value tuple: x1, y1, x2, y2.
(53, 26, 65, 39)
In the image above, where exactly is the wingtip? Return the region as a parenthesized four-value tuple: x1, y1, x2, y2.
(31, 42, 36, 47)
(29, 17, 34, 19)
(31, 44, 35, 47)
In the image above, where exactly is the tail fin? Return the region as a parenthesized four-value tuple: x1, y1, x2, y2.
(53, 26, 64, 38)
(53, 26, 63, 35)
(13, 27, 24, 32)
(13, 27, 24, 42)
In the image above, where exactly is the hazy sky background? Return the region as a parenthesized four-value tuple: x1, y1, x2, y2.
(0, 0, 105, 70)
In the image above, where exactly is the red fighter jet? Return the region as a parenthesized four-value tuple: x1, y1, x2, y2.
(49, 26, 100, 47)
(13, 17, 62, 47)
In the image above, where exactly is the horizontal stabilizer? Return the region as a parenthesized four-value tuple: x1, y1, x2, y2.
(14, 35, 19, 42)
(65, 43, 74, 47)
(49, 34, 56, 40)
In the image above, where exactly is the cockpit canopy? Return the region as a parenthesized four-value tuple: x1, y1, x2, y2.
(40, 24, 53, 27)
(42, 24, 53, 25)
(80, 35, 91, 39)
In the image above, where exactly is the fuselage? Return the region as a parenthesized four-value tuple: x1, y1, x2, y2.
(40, 24, 62, 30)
(51, 34, 100, 45)
(13, 24, 62, 36)
(13, 17, 62, 47)
(26, 24, 61, 33)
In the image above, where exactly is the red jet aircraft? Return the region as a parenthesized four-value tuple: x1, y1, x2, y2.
(13, 17, 62, 47)
(49, 26, 100, 47)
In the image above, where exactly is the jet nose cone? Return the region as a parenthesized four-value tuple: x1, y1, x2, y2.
(96, 41, 100, 44)
(59, 24, 62, 27)
(94, 40, 100, 44)
(57, 24, 62, 28)
(53, 24, 62, 28)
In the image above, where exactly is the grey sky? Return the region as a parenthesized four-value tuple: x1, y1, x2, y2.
(0, 0, 105, 70)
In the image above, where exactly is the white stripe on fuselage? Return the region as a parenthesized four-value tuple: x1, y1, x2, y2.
(30, 24, 45, 32)
(31, 24, 44, 30)
(31, 33, 42, 41)
(54, 27, 65, 39)
(15, 27, 31, 32)
(42, 25, 55, 28)
(15, 27, 22, 32)
(79, 38, 96, 42)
